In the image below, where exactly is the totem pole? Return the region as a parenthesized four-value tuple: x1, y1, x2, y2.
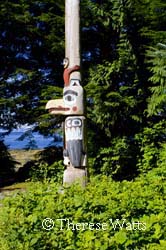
(46, 0, 87, 186)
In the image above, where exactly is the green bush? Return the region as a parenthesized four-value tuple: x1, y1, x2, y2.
(16, 147, 64, 182)
(157, 143, 166, 170)
(0, 168, 165, 250)
(93, 137, 138, 180)
(29, 160, 64, 182)
(135, 121, 166, 174)
(29, 147, 64, 181)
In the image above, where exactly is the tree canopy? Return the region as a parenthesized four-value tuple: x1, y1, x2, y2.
(0, 0, 65, 133)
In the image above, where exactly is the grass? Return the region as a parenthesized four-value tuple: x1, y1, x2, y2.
(1, 149, 40, 195)
(10, 149, 41, 169)
(0, 181, 33, 201)
(0, 181, 32, 192)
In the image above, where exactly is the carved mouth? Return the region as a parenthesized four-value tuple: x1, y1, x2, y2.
(65, 126, 82, 140)
(65, 117, 83, 140)
(46, 97, 80, 115)
(48, 107, 70, 113)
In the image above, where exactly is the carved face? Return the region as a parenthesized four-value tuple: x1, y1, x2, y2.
(65, 116, 85, 167)
(65, 117, 83, 140)
(45, 85, 84, 115)
(63, 85, 84, 115)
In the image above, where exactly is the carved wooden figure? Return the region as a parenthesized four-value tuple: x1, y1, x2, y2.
(46, 0, 87, 185)
(46, 77, 84, 115)
(63, 83, 84, 115)
(45, 98, 66, 115)
(63, 116, 86, 167)
(63, 58, 80, 86)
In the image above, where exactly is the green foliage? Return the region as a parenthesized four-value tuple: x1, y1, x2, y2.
(0, 0, 65, 132)
(157, 143, 166, 169)
(86, 58, 142, 179)
(18, 147, 64, 182)
(147, 43, 166, 116)
(86, 60, 139, 137)
(29, 160, 64, 182)
(30, 147, 64, 182)
(84, 0, 166, 178)
(92, 137, 138, 180)
(135, 120, 166, 174)
(0, 169, 165, 249)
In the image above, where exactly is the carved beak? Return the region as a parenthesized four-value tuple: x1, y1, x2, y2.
(45, 99, 70, 115)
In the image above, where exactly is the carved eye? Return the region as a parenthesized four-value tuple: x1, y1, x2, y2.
(72, 119, 82, 127)
(66, 119, 72, 128)
(66, 118, 82, 128)
(64, 94, 76, 105)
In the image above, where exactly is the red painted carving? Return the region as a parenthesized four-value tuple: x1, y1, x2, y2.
(63, 65, 80, 86)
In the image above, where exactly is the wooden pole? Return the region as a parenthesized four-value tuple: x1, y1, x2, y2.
(65, 0, 81, 78)
(46, 0, 87, 186)
(63, 0, 87, 186)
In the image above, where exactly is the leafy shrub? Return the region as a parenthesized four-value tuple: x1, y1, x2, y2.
(0, 167, 165, 250)
(157, 143, 166, 170)
(30, 147, 64, 182)
(15, 147, 64, 182)
(92, 137, 138, 180)
(29, 160, 64, 182)
(135, 120, 166, 174)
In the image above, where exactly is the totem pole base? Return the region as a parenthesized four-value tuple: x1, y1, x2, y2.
(63, 166, 87, 187)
